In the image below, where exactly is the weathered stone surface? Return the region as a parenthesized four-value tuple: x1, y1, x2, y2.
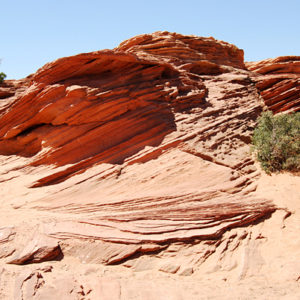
(0, 32, 299, 299)
(159, 263, 180, 274)
(246, 56, 300, 113)
(0, 227, 15, 244)
(0, 227, 16, 259)
(7, 235, 62, 265)
(179, 267, 194, 276)
(0, 33, 276, 255)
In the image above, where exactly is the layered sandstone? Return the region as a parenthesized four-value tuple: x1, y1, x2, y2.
(247, 56, 300, 113)
(0, 32, 299, 299)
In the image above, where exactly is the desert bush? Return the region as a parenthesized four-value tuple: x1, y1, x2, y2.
(252, 110, 300, 173)
(0, 72, 6, 83)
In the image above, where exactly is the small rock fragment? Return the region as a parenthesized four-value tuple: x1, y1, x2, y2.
(7, 235, 62, 265)
(159, 263, 180, 274)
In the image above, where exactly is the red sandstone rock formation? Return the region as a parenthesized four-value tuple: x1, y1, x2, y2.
(0, 32, 299, 299)
(246, 56, 300, 113)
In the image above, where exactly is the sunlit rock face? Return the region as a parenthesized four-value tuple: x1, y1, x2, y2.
(247, 56, 300, 113)
(0, 32, 299, 299)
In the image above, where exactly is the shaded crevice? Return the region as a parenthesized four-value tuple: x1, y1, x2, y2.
(84, 59, 97, 65)
(15, 123, 49, 137)
(0, 91, 15, 99)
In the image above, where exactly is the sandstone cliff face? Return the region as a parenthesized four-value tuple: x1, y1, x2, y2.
(0, 32, 299, 299)
(247, 56, 300, 113)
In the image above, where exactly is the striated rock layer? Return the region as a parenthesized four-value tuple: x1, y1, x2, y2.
(0, 32, 299, 299)
(247, 56, 300, 113)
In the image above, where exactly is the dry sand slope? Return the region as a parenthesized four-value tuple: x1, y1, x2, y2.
(0, 32, 299, 299)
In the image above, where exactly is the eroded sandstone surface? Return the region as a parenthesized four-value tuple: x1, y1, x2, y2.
(0, 32, 299, 299)
(247, 56, 300, 113)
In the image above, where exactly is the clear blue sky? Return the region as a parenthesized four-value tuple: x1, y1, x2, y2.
(2, 0, 300, 79)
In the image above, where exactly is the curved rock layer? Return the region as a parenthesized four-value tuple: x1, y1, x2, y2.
(246, 56, 300, 113)
(0, 32, 299, 299)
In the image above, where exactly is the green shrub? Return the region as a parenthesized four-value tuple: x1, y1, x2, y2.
(252, 110, 300, 173)
(0, 72, 6, 83)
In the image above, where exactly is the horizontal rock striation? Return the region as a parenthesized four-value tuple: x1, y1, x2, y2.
(246, 56, 300, 113)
